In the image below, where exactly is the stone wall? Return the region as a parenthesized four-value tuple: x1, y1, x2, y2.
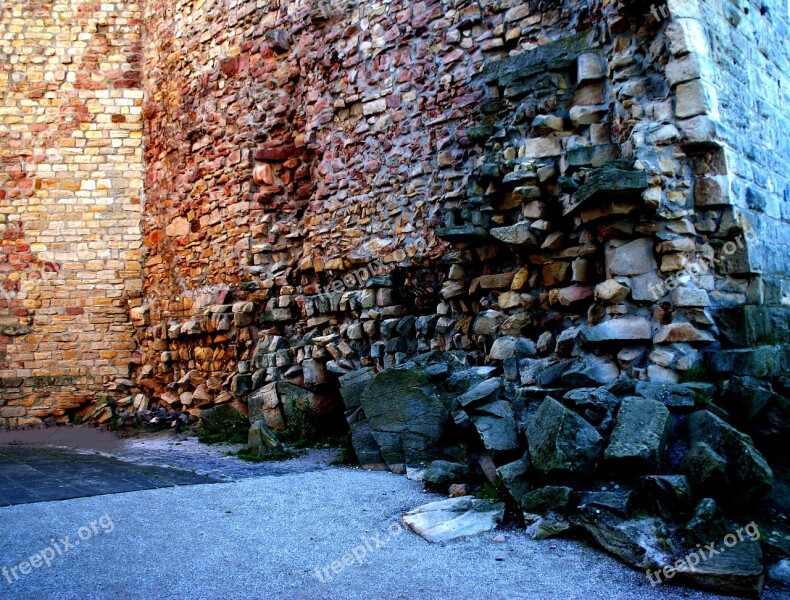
(132, 0, 790, 418)
(0, 0, 144, 425)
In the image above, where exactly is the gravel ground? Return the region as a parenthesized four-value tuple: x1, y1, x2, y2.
(0, 466, 782, 600)
(0, 428, 783, 599)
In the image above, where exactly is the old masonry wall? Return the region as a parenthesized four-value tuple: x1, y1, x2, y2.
(0, 0, 788, 437)
(0, 1, 144, 425)
(129, 0, 790, 424)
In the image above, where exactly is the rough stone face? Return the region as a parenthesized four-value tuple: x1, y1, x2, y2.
(466, 399, 519, 452)
(581, 317, 653, 344)
(357, 365, 450, 469)
(422, 461, 471, 486)
(604, 397, 671, 470)
(577, 508, 674, 570)
(606, 239, 657, 276)
(685, 410, 773, 503)
(526, 397, 603, 473)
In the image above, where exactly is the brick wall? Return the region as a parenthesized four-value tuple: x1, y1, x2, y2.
(0, 1, 144, 425)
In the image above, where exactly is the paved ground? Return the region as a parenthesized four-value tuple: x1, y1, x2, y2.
(0, 446, 216, 506)
(0, 427, 784, 599)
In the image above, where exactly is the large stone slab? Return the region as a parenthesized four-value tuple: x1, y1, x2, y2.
(402, 496, 505, 543)
(604, 397, 671, 470)
(359, 365, 450, 470)
(526, 397, 603, 473)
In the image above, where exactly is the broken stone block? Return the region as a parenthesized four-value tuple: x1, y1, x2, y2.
(578, 508, 674, 570)
(496, 459, 530, 502)
(606, 238, 657, 276)
(422, 460, 471, 485)
(595, 279, 630, 304)
(338, 367, 377, 410)
(577, 52, 605, 82)
(359, 365, 450, 469)
(489, 336, 518, 360)
(490, 222, 539, 246)
(604, 397, 671, 470)
(563, 387, 621, 431)
(639, 475, 693, 519)
(564, 166, 648, 216)
(248, 381, 322, 431)
(457, 377, 501, 408)
(473, 310, 505, 336)
(466, 399, 519, 451)
(402, 496, 505, 543)
(247, 420, 285, 454)
(675, 536, 764, 598)
(653, 323, 714, 344)
(525, 514, 572, 540)
(671, 287, 710, 307)
(526, 397, 603, 473)
(686, 410, 773, 503)
(345, 406, 386, 471)
(581, 317, 653, 344)
(675, 79, 718, 119)
(680, 441, 728, 493)
(562, 355, 620, 387)
(522, 486, 572, 514)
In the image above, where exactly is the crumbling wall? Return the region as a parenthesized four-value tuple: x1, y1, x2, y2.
(134, 0, 789, 417)
(0, 1, 144, 425)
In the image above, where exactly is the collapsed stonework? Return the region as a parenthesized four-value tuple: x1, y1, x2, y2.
(2, 0, 790, 595)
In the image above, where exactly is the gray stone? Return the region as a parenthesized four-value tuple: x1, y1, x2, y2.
(422, 460, 471, 485)
(605, 397, 670, 470)
(473, 310, 505, 336)
(562, 355, 620, 387)
(489, 336, 518, 360)
(679, 441, 728, 493)
(563, 387, 621, 431)
(338, 367, 377, 409)
(606, 239, 656, 276)
(595, 279, 630, 304)
(402, 496, 505, 543)
(247, 420, 285, 454)
(345, 406, 385, 471)
(674, 537, 764, 598)
(639, 475, 693, 519)
(578, 490, 633, 516)
(521, 486, 572, 514)
(635, 381, 703, 412)
(581, 317, 653, 344)
(467, 399, 519, 451)
(524, 514, 572, 540)
(565, 167, 648, 217)
(526, 397, 603, 473)
(457, 377, 501, 407)
(490, 222, 539, 246)
(768, 559, 790, 589)
(496, 459, 530, 503)
(359, 365, 450, 469)
(578, 509, 674, 570)
(687, 410, 773, 503)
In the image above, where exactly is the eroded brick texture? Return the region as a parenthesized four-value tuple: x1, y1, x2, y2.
(0, 1, 144, 424)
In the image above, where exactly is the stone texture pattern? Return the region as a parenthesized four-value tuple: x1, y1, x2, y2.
(0, 1, 144, 424)
(0, 0, 788, 432)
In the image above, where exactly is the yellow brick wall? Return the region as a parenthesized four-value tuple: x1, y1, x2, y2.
(0, 1, 144, 424)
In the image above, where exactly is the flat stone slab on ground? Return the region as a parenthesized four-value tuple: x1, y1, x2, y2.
(402, 496, 505, 543)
